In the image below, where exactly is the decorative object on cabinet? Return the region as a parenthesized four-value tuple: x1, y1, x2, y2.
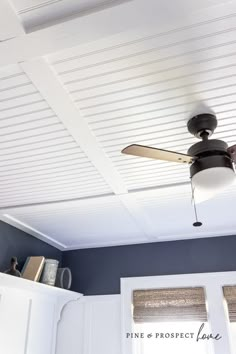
(22, 256, 45, 281)
(4, 257, 21, 277)
(55, 267, 72, 290)
(40, 259, 59, 286)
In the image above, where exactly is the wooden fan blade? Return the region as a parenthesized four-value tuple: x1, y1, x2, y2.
(122, 144, 194, 164)
(228, 144, 236, 163)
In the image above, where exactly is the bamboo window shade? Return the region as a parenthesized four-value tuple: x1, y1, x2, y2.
(133, 287, 208, 323)
(223, 286, 236, 322)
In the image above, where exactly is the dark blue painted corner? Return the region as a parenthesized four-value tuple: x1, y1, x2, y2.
(62, 235, 236, 295)
(2, 218, 236, 297)
(0, 221, 61, 272)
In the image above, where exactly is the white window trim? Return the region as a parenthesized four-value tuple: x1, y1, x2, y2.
(121, 271, 236, 354)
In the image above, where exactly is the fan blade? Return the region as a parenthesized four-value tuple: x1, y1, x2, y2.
(121, 144, 194, 164)
(228, 144, 236, 163)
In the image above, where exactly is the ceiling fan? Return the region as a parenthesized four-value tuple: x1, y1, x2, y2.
(122, 113, 236, 204)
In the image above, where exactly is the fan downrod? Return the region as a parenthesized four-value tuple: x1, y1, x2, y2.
(187, 113, 217, 139)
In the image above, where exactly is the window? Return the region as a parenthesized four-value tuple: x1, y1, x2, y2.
(121, 272, 236, 354)
(133, 287, 210, 354)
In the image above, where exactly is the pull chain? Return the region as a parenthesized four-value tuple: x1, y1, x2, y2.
(190, 178, 202, 227)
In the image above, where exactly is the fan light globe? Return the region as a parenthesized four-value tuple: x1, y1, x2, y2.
(192, 167, 236, 203)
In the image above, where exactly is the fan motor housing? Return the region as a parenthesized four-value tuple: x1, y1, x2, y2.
(188, 139, 228, 156)
(188, 139, 234, 178)
(187, 113, 217, 138)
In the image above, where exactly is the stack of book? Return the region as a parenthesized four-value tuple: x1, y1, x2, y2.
(21, 256, 45, 282)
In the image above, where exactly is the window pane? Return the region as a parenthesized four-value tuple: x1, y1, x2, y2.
(135, 322, 210, 354)
(133, 287, 210, 354)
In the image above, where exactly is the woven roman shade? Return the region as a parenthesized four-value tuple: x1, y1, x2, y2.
(223, 286, 236, 322)
(133, 287, 207, 323)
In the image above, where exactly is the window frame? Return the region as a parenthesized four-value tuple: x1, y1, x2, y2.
(121, 271, 236, 354)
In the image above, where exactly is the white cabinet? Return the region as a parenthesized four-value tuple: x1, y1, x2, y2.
(0, 273, 82, 354)
(56, 295, 122, 354)
(0, 273, 121, 354)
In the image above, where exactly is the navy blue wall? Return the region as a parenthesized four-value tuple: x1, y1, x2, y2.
(62, 235, 236, 295)
(0, 221, 61, 273)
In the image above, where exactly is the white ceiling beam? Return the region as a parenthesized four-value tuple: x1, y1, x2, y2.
(0, 181, 190, 211)
(21, 58, 127, 194)
(2, 0, 236, 67)
(118, 194, 158, 240)
(0, 0, 25, 41)
(0, 0, 142, 67)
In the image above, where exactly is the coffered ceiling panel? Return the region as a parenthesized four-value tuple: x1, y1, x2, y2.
(134, 183, 236, 241)
(3, 181, 236, 249)
(1, 196, 147, 249)
(49, 11, 236, 191)
(0, 64, 111, 207)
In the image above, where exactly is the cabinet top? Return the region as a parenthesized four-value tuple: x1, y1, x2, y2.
(0, 272, 83, 299)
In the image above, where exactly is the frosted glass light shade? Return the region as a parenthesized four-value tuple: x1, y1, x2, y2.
(192, 167, 236, 203)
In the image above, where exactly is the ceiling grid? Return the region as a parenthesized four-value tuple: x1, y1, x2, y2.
(20, 58, 159, 243)
(0, 0, 236, 248)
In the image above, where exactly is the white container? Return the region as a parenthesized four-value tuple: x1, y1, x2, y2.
(40, 259, 59, 286)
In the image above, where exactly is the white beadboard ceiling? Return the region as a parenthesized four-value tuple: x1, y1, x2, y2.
(0, 64, 112, 207)
(1, 0, 236, 249)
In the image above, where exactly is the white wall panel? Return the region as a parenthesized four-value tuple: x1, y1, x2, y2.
(56, 295, 121, 354)
(26, 295, 55, 354)
(56, 299, 85, 354)
(87, 296, 121, 354)
(0, 289, 31, 354)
